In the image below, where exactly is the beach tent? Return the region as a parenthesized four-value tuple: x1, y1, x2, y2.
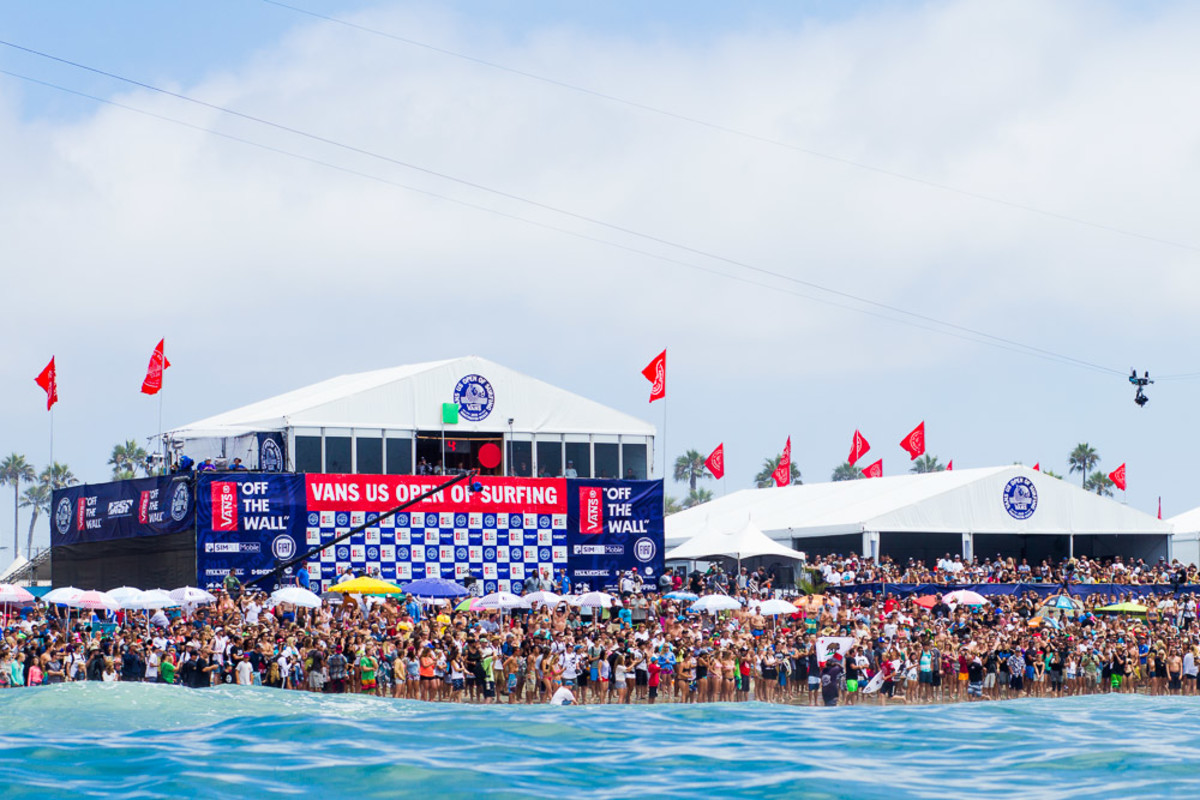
(666, 466, 1170, 566)
(666, 519, 807, 564)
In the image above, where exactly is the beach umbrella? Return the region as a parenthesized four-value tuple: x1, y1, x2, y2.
(1039, 595, 1083, 615)
(42, 586, 83, 605)
(663, 591, 699, 602)
(1029, 615, 1061, 629)
(455, 597, 483, 612)
(135, 589, 181, 609)
(477, 591, 525, 610)
(753, 598, 800, 616)
(1096, 601, 1149, 614)
(798, 594, 827, 611)
(104, 587, 149, 610)
(912, 595, 939, 609)
(692, 594, 742, 614)
(399, 577, 469, 598)
(521, 591, 565, 608)
(0, 584, 36, 604)
(65, 590, 120, 612)
(943, 590, 989, 607)
(570, 591, 616, 609)
(270, 586, 322, 609)
(327, 576, 405, 595)
(170, 587, 218, 605)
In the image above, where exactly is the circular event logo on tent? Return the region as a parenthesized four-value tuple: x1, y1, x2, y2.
(1003, 476, 1038, 520)
(260, 438, 284, 471)
(454, 374, 495, 421)
(54, 496, 72, 535)
(170, 482, 191, 522)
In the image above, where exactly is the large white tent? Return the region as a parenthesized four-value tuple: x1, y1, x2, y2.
(665, 519, 807, 562)
(667, 466, 1171, 565)
(1169, 508, 1200, 566)
(168, 356, 655, 478)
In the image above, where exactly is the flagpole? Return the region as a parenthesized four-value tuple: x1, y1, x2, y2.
(158, 386, 164, 475)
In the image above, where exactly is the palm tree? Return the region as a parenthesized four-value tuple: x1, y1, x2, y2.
(1042, 469, 1063, 479)
(673, 450, 710, 492)
(910, 455, 944, 474)
(40, 463, 78, 491)
(1085, 470, 1114, 497)
(109, 439, 150, 479)
(664, 496, 682, 515)
(0, 454, 36, 560)
(754, 455, 802, 488)
(682, 488, 714, 509)
(19, 482, 50, 559)
(831, 462, 864, 482)
(1068, 443, 1099, 489)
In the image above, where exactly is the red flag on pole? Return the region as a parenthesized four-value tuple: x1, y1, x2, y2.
(1108, 463, 1126, 492)
(1158, 496, 1162, 520)
(772, 437, 792, 487)
(946, 460, 953, 471)
(861, 459, 883, 479)
(705, 443, 725, 480)
(141, 339, 171, 395)
(899, 422, 925, 460)
(641, 350, 666, 403)
(1033, 463, 1040, 471)
(34, 357, 58, 410)
(848, 429, 870, 466)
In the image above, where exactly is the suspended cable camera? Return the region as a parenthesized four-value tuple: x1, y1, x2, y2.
(1130, 368, 1153, 407)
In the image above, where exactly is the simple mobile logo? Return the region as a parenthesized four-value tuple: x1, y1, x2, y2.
(581, 487, 604, 534)
(212, 482, 238, 532)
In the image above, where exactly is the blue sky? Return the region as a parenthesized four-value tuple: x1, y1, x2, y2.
(2, 0, 1200, 558)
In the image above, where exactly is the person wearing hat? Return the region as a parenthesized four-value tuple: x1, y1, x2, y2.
(820, 652, 844, 707)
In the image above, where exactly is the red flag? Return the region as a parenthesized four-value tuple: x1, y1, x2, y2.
(772, 437, 792, 487)
(1033, 463, 1040, 471)
(899, 422, 925, 460)
(861, 459, 883, 479)
(946, 460, 953, 471)
(141, 339, 171, 395)
(34, 357, 58, 410)
(641, 350, 666, 403)
(1158, 496, 1162, 520)
(705, 443, 725, 480)
(848, 429, 870, 466)
(1108, 463, 1126, 492)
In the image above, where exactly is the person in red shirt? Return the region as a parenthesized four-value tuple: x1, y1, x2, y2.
(647, 658, 662, 704)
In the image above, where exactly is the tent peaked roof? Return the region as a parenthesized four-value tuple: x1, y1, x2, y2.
(666, 466, 1170, 545)
(1169, 506, 1200, 534)
(170, 356, 655, 437)
(666, 518, 806, 561)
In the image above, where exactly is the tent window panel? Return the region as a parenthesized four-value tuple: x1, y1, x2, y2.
(536, 441, 562, 478)
(564, 443, 590, 478)
(386, 438, 413, 475)
(325, 436, 351, 474)
(356, 437, 382, 475)
(622, 443, 647, 480)
(509, 441, 532, 477)
(295, 436, 322, 473)
(594, 443, 619, 479)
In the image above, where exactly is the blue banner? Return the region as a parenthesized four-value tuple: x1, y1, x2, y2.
(566, 479, 664, 592)
(195, 473, 307, 590)
(828, 582, 1200, 599)
(51, 476, 195, 546)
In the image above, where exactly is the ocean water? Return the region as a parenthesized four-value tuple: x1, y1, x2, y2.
(0, 685, 1196, 799)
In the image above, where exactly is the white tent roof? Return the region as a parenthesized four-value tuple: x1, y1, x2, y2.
(170, 356, 655, 438)
(666, 519, 807, 561)
(1169, 507, 1200, 535)
(0, 555, 29, 583)
(667, 466, 1171, 545)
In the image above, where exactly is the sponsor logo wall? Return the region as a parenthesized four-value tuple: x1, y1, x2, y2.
(51, 476, 194, 546)
(195, 474, 663, 592)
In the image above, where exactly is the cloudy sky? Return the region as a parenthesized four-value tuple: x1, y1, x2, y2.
(3, 0, 1199, 555)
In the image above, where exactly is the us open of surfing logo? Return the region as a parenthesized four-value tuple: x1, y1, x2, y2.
(55, 497, 72, 535)
(1003, 476, 1037, 520)
(453, 374, 495, 422)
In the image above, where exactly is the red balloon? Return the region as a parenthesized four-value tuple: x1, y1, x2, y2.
(478, 442, 502, 470)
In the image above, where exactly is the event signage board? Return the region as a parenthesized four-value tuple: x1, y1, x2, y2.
(195, 474, 664, 593)
(51, 476, 194, 546)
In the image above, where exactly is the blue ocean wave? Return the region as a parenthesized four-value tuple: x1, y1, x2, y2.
(0, 685, 1196, 799)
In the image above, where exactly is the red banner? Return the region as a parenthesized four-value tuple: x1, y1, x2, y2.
(862, 459, 883, 479)
(212, 481, 239, 531)
(580, 486, 604, 533)
(35, 357, 58, 410)
(641, 350, 666, 403)
(772, 437, 792, 487)
(705, 443, 725, 480)
(306, 474, 567, 514)
(1108, 463, 1126, 492)
(848, 429, 870, 466)
(946, 460, 953, 471)
(140, 338, 171, 395)
(900, 421, 925, 460)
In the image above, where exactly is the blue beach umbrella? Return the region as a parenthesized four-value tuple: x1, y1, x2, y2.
(664, 591, 699, 601)
(400, 577, 469, 598)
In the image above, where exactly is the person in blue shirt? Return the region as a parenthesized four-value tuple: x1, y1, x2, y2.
(405, 595, 422, 624)
(618, 602, 632, 629)
(229, 458, 248, 470)
(297, 565, 310, 591)
(557, 569, 571, 596)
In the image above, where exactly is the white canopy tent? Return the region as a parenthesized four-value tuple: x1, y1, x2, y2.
(167, 356, 655, 477)
(666, 519, 807, 563)
(1169, 507, 1200, 566)
(667, 466, 1171, 565)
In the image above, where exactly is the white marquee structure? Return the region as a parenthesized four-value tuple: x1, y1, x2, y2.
(1169, 508, 1200, 567)
(667, 466, 1172, 565)
(168, 356, 655, 478)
